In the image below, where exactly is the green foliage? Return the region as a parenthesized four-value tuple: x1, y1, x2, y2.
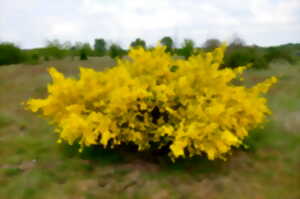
(71, 42, 94, 58)
(0, 114, 13, 128)
(94, 38, 107, 56)
(44, 46, 65, 60)
(26, 53, 40, 65)
(264, 47, 295, 64)
(1, 37, 298, 71)
(80, 50, 88, 60)
(3, 167, 23, 177)
(0, 42, 25, 66)
(221, 37, 296, 70)
(109, 43, 126, 59)
(224, 46, 268, 69)
(160, 36, 174, 53)
(170, 65, 179, 72)
(31, 54, 40, 62)
(176, 39, 195, 59)
(130, 38, 146, 49)
(81, 43, 93, 55)
(43, 40, 67, 60)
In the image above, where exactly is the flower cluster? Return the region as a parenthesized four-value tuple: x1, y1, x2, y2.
(25, 45, 277, 160)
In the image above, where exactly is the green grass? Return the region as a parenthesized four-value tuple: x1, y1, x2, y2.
(0, 113, 13, 128)
(0, 59, 299, 199)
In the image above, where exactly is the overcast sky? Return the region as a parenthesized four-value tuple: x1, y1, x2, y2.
(1, 0, 299, 49)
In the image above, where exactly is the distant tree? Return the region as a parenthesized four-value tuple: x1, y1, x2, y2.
(160, 36, 174, 53)
(62, 41, 72, 50)
(80, 49, 88, 60)
(74, 41, 84, 50)
(203, 38, 221, 51)
(0, 42, 25, 65)
(130, 38, 146, 49)
(44, 39, 66, 60)
(264, 47, 295, 64)
(70, 46, 76, 61)
(46, 39, 63, 48)
(224, 46, 268, 69)
(109, 43, 126, 59)
(78, 43, 93, 60)
(69, 42, 93, 59)
(229, 36, 246, 48)
(177, 39, 195, 59)
(94, 39, 107, 56)
(224, 36, 247, 66)
(81, 43, 93, 55)
(31, 53, 40, 64)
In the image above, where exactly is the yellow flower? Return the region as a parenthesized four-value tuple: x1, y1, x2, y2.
(170, 139, 187, 158)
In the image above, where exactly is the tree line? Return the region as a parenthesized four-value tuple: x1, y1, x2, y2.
(0, 36, 299, 69)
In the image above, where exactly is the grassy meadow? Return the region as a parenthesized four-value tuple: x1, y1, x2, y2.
(0, 57, 299, 199)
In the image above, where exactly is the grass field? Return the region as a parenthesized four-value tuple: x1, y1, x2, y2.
(0, 58, 299, 199)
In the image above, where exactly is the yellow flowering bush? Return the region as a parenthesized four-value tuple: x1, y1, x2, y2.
(25, 45, 277, 160)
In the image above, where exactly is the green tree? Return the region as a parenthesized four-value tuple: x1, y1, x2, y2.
(160, 36, 174, 53)
(109, 43, 126, 59)
(264, 47, 295, 64)
(177, 39, 195, 59)
(78, 43, 93, 60)
(130, 38, 146, 49)
(81, 43, 93, 55)
(44, 39, 66, 60)
(94, 39, 107, 56)
(224, 46, 268, 69)
(80, 49, 88, 60)
(0, 42, 25, 65)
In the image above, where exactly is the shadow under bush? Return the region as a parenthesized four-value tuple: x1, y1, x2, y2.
(58, 140, 228, 176)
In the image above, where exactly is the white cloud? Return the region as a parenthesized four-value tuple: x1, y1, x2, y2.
(0, 0, 299, 48)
